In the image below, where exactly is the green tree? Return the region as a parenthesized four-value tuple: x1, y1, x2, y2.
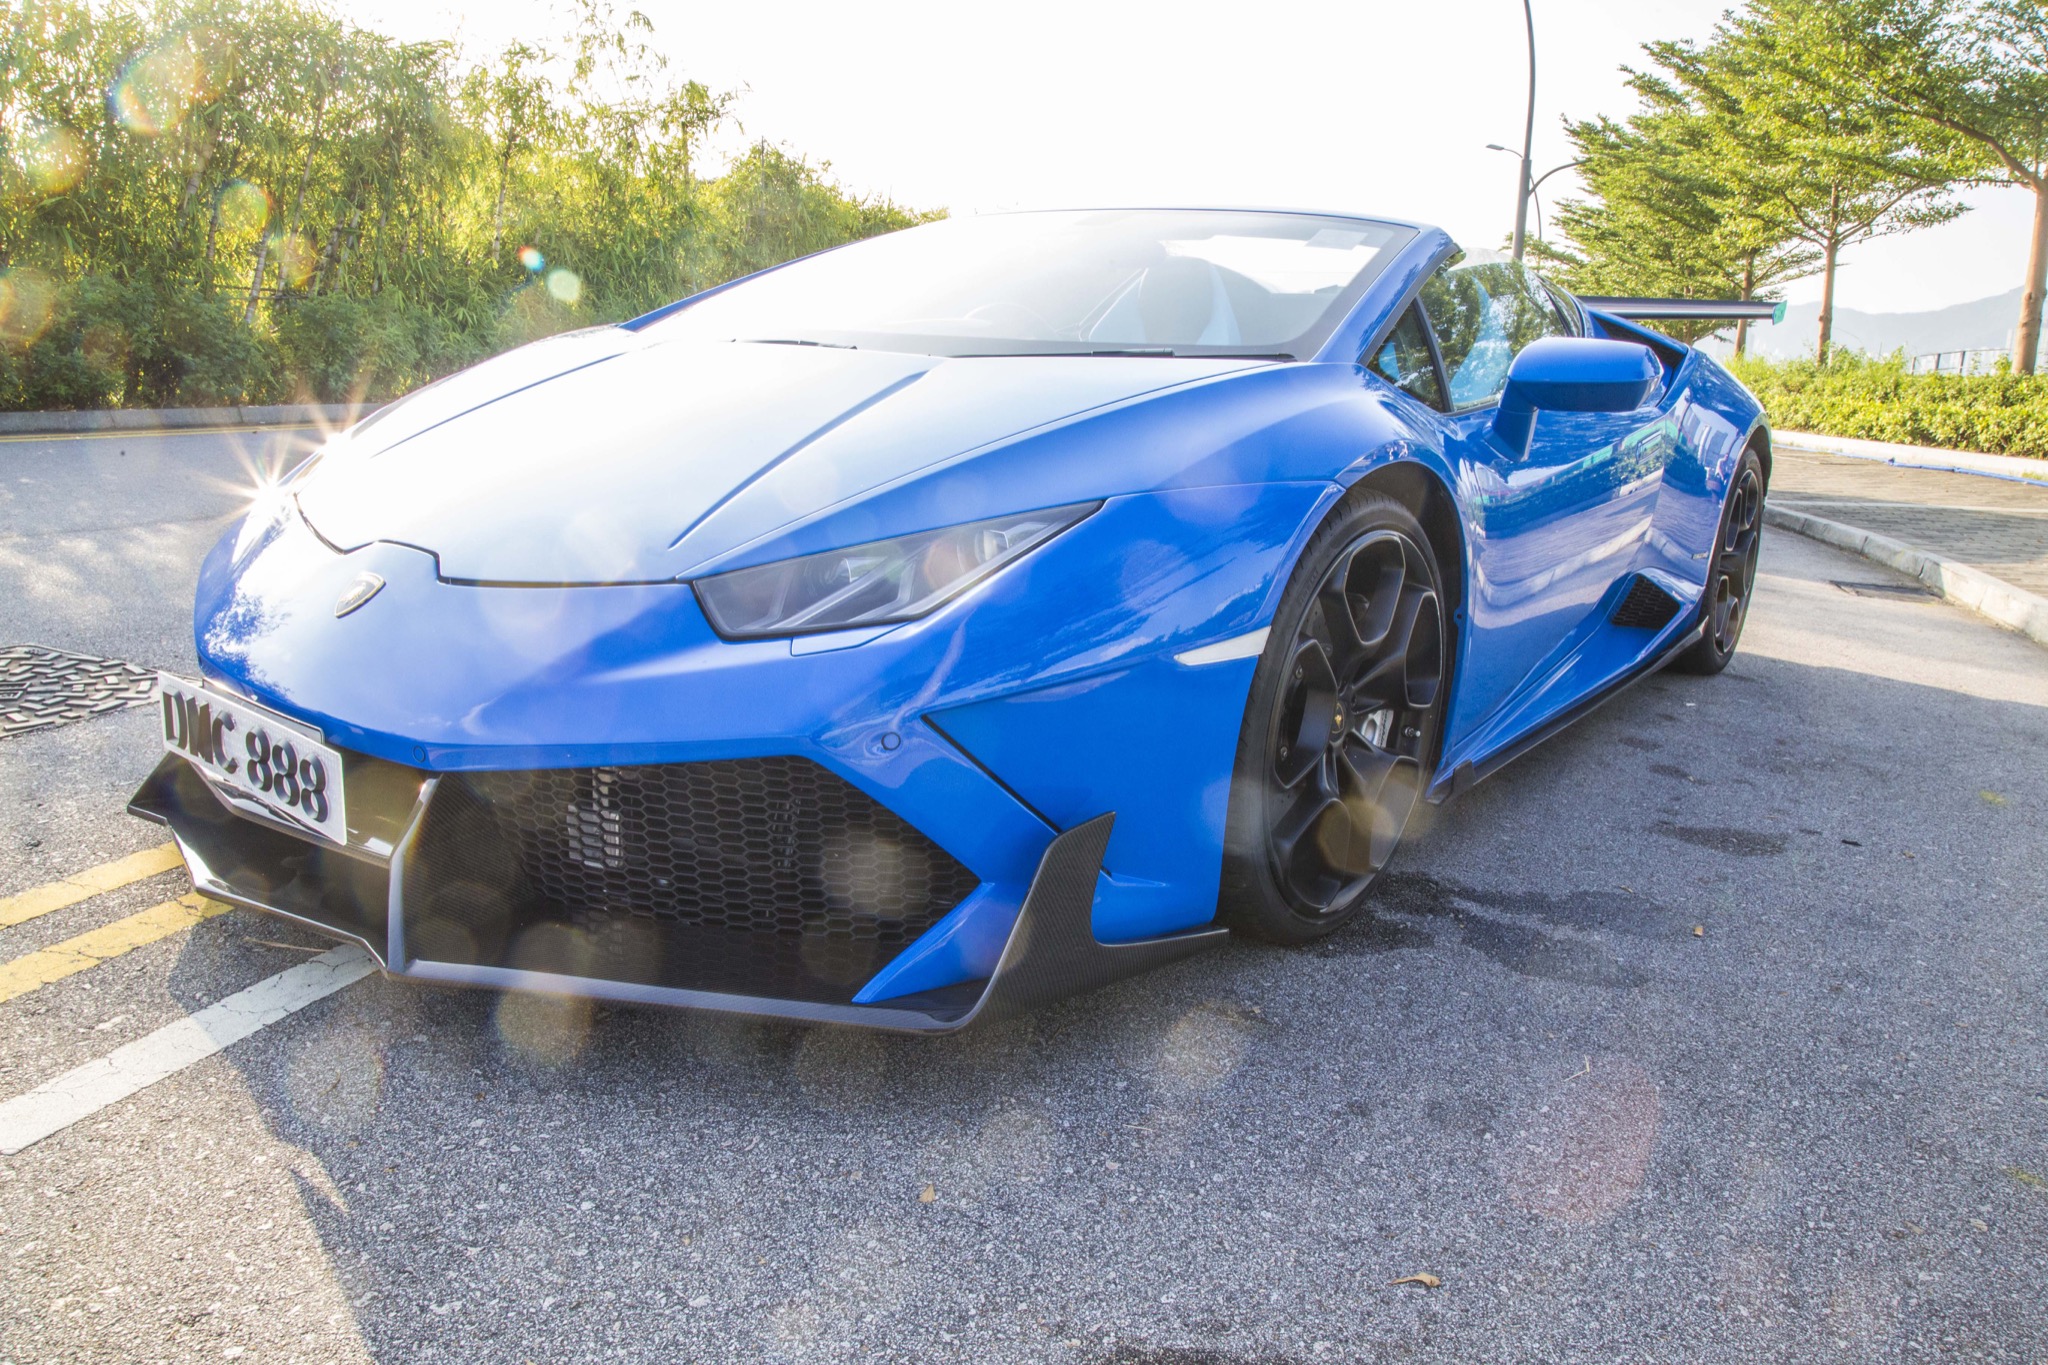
(1644, 1, 1969, 361)
(1764, 0, 2048, 370)
(0, 0, 931, 410)
(1550, 78, 1818, 348)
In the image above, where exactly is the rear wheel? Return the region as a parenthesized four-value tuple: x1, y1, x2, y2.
(1672, 449, 1765, 676)
(1220, 495, 1448, 944)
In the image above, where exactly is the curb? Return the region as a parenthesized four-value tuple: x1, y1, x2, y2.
(1775, 429, 2048, 485)
(0, 402, 382, 437)
(1765, 503, 2048, 648)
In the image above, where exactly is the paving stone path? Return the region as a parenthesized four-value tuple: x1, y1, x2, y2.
(1769, 449, 2048, 600)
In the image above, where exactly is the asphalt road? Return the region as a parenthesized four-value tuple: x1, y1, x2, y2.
(1, 427, 2045, 1364)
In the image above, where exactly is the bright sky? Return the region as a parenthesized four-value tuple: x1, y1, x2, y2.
(333, 0, 2032, 318)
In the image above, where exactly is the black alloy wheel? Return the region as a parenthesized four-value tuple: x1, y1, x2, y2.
(1222, 496, 1448, 943)
(1674, 449, 1765, 676)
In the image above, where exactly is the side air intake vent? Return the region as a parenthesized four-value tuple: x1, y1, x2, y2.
(1610, 575, 1682, 631)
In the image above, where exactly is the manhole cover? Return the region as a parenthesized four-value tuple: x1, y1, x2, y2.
(1832, 579, 1937, 600)
(0, 646, 156, 740)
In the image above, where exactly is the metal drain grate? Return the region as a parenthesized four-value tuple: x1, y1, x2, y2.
(1832, 580, 1937, 600)
(0, 646, 156, 739)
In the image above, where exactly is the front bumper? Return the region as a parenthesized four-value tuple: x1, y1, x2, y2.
(131, 753, 1225, 1030)
(157, 482, 1330, 1023)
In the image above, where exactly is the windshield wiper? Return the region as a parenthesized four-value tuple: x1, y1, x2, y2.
(740, 337, 858, 349)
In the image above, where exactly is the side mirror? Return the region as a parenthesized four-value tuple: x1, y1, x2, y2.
(1493, 336, 1661, 458)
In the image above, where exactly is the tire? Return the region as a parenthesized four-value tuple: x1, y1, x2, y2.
(1672, 448, 1766, 677)
(1219, 494, 1449, 945)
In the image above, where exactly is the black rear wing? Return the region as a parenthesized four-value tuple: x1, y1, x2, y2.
(1579, 297, 1786, 324)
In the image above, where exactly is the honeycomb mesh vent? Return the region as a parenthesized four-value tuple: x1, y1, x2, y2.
(402, 757, 980, 1002)
(1610, 575, 1683, 631)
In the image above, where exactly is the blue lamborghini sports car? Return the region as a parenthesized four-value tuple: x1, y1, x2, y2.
(134, 208, 1770, 1029)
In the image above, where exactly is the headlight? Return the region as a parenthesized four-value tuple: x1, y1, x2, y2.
(693, 502, 1099, 639)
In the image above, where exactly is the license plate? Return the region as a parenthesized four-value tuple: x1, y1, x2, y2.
(157, 674, 348, 845)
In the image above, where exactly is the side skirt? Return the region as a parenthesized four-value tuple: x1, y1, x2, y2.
(1432, 620, 1705, 803)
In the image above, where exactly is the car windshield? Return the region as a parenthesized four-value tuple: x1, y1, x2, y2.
(636, 209, 1413, 359)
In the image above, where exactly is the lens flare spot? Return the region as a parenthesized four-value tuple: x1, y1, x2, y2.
(973, 1104, 1056, 1181)
(793, 1028, 887, 1109)
(518, 245, 545, 272)
(81, 322, 127, 372)
(217, 180, 271, 236)
(1153, 1000, 1254, 1096)
(0, 268, 60, 351)
(1494, 1055, 1660, 1225)
(546, 268, 582, 305)
(495, 985, 594, 1068)
(285, 1023, 386, 1134)
(109, 28, 228, 136)
(474, 583, 571, 661)
(271, 233, 316, 288)
(20, 125, 84, 195)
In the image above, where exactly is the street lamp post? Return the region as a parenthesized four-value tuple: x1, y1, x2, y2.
(1511, 0, 1536, 262)
(1525, 158, 1582, 242)
(1488, 148, 1581, 251)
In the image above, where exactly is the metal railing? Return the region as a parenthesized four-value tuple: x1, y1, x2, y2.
(1908, 348, 2012, 375)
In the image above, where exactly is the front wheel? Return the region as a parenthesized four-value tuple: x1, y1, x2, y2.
(1672, 449, 1765, 676)
(1219, 495, 1448, 945)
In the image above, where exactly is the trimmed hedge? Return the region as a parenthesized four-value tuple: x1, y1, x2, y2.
(1727, 354, 2048, 460)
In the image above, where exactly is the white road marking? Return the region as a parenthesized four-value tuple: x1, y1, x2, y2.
(1174, 626, 1269, 668)
(0, 944, 374, 1155)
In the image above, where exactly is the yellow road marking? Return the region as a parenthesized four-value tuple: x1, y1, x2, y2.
(0, 845, 186, 931)
(0, 895, 229, 1004)
(0, 423, 318, 444)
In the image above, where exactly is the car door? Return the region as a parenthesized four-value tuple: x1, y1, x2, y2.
(1407, 257, 1675, 756)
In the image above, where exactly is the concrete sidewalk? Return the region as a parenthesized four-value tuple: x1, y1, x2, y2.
(1768, 448, 2048, 644)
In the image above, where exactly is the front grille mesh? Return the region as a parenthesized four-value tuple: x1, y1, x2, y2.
(403, 757, 980, 1002)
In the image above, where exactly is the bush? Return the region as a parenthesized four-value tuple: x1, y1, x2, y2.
(275, 295, 424, 403)
(0, 275, 283, 410)
(1728, 353, 2048, 460)
(126, 288, 284, 407)
(0, 274, 135, 410)
(0, 274, 501, 412)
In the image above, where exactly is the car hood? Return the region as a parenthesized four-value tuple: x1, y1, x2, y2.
(294, 334, 1258, 585)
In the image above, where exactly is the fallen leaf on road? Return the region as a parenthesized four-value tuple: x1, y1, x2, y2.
(2006, 1167, 2047, 1191)
(1692, 925, 1705, 938)
(1969, 1218, 1989, 1232)
(918, 1184, 936, 1203)
(1389, 1274, 1441, 1289)
(1980, 791, 2007, 806)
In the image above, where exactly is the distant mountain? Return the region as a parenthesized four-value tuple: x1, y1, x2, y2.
(1694, 287, 2030, 364)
